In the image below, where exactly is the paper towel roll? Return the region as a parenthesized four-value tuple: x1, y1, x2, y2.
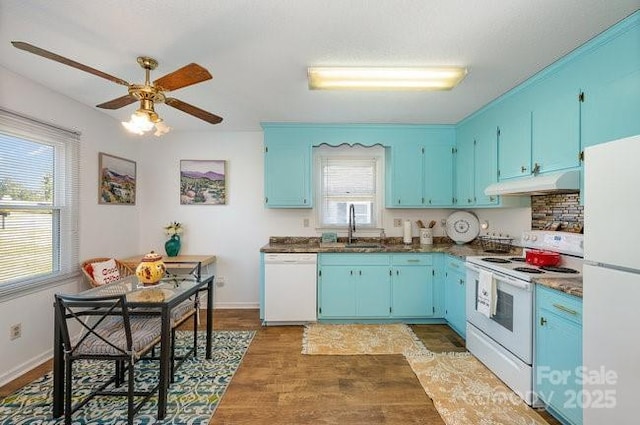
(403, 220, 412, 244)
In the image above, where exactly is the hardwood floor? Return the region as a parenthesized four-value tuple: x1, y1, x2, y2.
(1, 309, 561, 424)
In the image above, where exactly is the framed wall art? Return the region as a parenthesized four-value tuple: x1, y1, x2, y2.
(180, 160, 227, 205)
(98, 152, 136, 205)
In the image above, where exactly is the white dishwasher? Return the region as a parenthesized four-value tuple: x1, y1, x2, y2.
(264, 253, 317, 325)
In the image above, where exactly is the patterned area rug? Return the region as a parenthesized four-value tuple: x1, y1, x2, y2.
(0, 330, 255, 425)
(302, 324, 547, 425)
(301, 323, 428, 356)
(406, 353, 547, 425)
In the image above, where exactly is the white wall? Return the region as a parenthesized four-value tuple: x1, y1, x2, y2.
(0, 66, 140, 385)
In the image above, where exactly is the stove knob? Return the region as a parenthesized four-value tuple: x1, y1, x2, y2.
(523, 234, 530, 241)
(531, 235, 538, 241)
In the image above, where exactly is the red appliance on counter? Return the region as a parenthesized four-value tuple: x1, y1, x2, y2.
(525, 250, 560, 266)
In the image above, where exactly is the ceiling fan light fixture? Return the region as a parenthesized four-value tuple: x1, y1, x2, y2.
(307, 66, 468, 91)
(121, 104, 172, 136)
(122, 110, 155, 134)
(154, 120, 171, 137)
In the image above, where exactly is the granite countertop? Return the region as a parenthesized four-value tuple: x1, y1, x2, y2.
(261, 236, 583, 298)
(533, 277, 583, 298)
(260, 236, 518, 259)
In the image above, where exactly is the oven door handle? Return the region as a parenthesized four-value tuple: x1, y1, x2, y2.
(465, 262, 532, 291)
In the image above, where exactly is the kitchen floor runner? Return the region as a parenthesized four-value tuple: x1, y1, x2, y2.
(301, 323, 428, 356)
(406, 352, 548, 425)
(302, 323, 548, 425)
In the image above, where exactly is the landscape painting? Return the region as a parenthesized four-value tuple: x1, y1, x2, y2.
(98, 153, 136, 205)
(180, 160, 227, 205)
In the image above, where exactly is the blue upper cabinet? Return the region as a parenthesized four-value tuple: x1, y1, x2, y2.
(530, 73, 581, 174)
(264, 138, 312, 208)
(474, 121, 499, 206)
(386, 141, 424, 207)
(454, 123, 475, 207)
(579, 16, 640, 149)
(455, 111, 507, 207)
(496, 99, 532, 181)
(385, 127, 456, 208)
(424, 143, 455, 206)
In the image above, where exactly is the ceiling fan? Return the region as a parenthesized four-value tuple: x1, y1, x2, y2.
(11, 41, 223, 136)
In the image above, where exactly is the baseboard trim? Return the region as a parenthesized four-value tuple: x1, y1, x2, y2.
(0, 350, 51, 388)
(205, 302, 260, 309)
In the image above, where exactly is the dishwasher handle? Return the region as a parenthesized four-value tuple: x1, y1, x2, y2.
(264, 253, 318, 264)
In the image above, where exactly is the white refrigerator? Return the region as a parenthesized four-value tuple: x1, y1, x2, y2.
(583, 134, 640, 424)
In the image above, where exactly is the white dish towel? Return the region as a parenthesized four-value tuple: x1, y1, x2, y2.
(477, 270, 497, 318)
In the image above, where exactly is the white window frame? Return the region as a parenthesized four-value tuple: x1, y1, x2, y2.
(0, 108, 80, 300)
(314, 144, 384, 232)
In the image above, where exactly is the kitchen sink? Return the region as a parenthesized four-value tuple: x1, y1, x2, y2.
(344, 243, 384, 249)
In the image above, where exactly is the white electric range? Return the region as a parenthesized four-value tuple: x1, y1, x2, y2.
(465, 230, 584, 406)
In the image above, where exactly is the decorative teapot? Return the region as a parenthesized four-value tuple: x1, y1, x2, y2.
(135, 251, 166, 286)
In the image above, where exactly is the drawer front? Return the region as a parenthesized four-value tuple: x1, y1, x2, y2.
(391, 254, 432, 266)
(445, 256, 465, 271)
(320, 253, 390, 266)
(537, 285, 583, 324)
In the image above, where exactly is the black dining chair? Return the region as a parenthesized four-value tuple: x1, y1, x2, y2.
(54, 293, 162, 425)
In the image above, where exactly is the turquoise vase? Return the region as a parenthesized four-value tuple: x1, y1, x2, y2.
(164, 234, 181, 257)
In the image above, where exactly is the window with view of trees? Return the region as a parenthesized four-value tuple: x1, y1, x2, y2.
(0, 108, 79, 297)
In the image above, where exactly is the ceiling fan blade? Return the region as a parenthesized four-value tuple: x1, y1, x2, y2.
(96, 95, 137, 110)
(153, 63, 212, 92)
(165, 98, 223, 124)
(11, 41, 130, 87)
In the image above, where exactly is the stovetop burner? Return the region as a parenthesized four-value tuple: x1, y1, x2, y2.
(513, 267, 545, 274)
(482, 257, 511, 263)
(540, 266, 579, 274)
(509, 257, 526, 262)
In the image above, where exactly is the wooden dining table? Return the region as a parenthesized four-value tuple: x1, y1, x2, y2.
(52, 270, 215, 420)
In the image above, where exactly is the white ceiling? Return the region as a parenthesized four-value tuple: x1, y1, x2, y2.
(1, 1, 638, 132)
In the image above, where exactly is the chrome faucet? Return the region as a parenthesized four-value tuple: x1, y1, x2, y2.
(348, 203, 356, 244)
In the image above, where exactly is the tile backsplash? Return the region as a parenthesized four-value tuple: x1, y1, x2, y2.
(531, 193, 583, 232)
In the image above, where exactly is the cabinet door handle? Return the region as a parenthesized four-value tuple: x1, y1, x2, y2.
(540, 317, 547, 326)
(459, 279, 464, 285)
(407, 259, 420, 263)
(521, 166, 528, 173)
(359, 270, 362, 276)
(396, 270, 400, 275)
(552, 303, 578, 315)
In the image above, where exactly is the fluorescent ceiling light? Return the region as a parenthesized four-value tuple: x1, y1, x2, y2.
(307, 67, 468, 91)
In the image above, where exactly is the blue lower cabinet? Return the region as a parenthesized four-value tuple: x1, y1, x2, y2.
(318, 254, 390, 319)
(356, 265, 392, 318)
(535, 285, 583, 425)
(318, 253, 437, 321)
(391, 255, 435, 318)
(318, 265, 358, 317)
(444, 256, 466, 338)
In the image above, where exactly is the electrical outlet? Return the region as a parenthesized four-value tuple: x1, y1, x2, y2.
(393, 218, 402, 227)
(303, 218, 310, 227)
(9, 323, 21, 340)
(216, 276, 225, 287)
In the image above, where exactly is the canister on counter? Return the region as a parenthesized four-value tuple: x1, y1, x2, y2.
(420, 228, 433, 245)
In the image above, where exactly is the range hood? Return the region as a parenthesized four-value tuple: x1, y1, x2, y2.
(484, 170, 580, 196)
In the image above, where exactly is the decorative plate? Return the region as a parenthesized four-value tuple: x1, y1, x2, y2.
(446, 211, 480, 244)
